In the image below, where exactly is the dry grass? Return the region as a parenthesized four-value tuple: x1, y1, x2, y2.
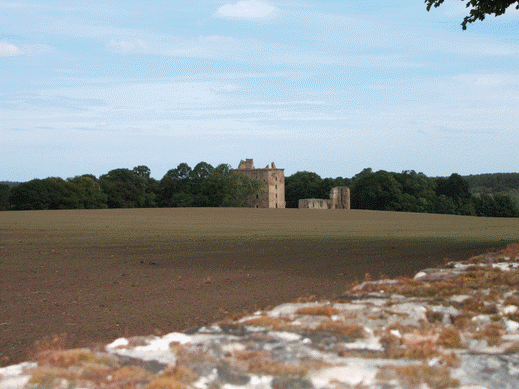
(233, 350, 324, 377)
(27, 333, 70, 361)
(144, 377, 187, 389)
(26, 348, 199, 389)
(314, 320, 365, 338)
(437, 327, 463, 349)
(241, 315, 296, 331)
(295, 305, 340, 317)
(496, 243, 519, 259)
(379, 330, 461, 367)
(144, 365, 198, 389)
(381, 363, 460, 389)
(473, 323, 506, 346)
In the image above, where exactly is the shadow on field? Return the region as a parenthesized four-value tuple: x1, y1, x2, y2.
(0, 234, 504, 366)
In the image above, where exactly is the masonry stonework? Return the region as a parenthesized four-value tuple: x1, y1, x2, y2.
(298, 186, 350, 209)
(235, 159, 285, 208)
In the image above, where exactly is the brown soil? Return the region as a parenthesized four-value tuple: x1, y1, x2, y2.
(0, 226, 501, 367)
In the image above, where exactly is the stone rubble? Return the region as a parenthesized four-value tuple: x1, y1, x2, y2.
(2, 244, 519, 389)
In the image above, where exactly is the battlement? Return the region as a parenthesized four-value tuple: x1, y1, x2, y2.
(234, 159, 285, 208)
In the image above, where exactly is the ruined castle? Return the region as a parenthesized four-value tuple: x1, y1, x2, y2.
(235, 158, 350, 210)
(298, 186, 351, 209)
(235, 159, 285, 208)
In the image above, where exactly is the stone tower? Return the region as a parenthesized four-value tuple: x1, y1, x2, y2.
(235, 159, 285, 208)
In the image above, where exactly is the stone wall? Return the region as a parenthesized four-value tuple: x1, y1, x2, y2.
(235, 159, 285, 208)
(299, 186, 350, 209)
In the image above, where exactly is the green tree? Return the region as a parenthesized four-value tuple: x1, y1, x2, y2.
(285, 171, 324, 208)
(435, 174, 471, 201)
(393, 170, 437, 213)
(473, 193, 519, 217)
(0, 184, 10, 211)
(200, 164, 264, 207)
(8, 178, 81, 210)
(68, 175, 107, 209)
(99, 168, 147, 208)
(159, 163, 194, 207)
(130, 165, 157, 207)
(425, 0, 519, 29)
(190, 162, 215, 206)
(435, 173, 473, 214)
(132, 165, 151, 180)
(351, 170, 403, 211)
(9, 179, 47, 210)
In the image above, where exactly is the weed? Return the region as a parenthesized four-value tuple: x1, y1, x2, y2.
(382, 363, 460, 389)
(295, 305, 339, 317)
(314, 320, 365, 338)
(437, 327, 463, 349)
(110, 365, 154, 386)
(450, 313, 476, 331)
(233, 350, 321, 377)
(476, 323, 505, 346)
(145, 376, 186, 389)
(403, 338, 438, 360)
(27, 333, 69, 361)
(34, 348, 116, 368)
(439, 352, 461, 368)
(379, 333, 403, 359)
(241, 315, 295, 331)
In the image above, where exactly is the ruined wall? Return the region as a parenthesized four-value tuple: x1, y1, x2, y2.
(298, 198, 329, 209)
(329, 186, 350, 209)
(298, 186, 350, 209)
(234, 159, 285, 209)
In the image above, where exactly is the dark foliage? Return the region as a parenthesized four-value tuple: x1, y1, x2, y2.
(0, 184, 9, 211)
(425, 0, 519, 29)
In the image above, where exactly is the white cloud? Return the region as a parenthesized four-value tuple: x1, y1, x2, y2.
(0, 41, 22, 56)
(0, 41, 54, 56)
(214, 0, 278, 18)
(105, 39, 147, 54)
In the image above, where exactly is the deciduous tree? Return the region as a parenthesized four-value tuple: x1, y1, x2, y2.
(0, 184, 10, 211)
(425, 0, 519, 29)
(99, 168, 147, 208)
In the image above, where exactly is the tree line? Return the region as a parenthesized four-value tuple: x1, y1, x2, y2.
(286, 169, 519, 217)
(0, 163, 264, 211)
(1, 165, 518, 217)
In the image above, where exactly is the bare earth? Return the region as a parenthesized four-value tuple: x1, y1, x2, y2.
(1, 208, 517, 366)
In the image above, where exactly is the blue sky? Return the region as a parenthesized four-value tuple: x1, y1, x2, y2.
(1, 0, 518, 182)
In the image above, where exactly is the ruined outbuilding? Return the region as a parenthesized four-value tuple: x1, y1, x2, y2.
(235, 159, 285, 208)
(298, 186, 350, 209)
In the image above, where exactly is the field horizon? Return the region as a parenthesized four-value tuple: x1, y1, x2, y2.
(1, 208, 518, 366)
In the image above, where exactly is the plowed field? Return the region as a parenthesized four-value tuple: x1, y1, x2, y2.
(1, 208, 518, 366)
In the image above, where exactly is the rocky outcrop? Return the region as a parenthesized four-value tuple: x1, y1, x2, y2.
(2, 244, 519, 389)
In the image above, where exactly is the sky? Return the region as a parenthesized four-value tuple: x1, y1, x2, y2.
(1, 0, 518, 182)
